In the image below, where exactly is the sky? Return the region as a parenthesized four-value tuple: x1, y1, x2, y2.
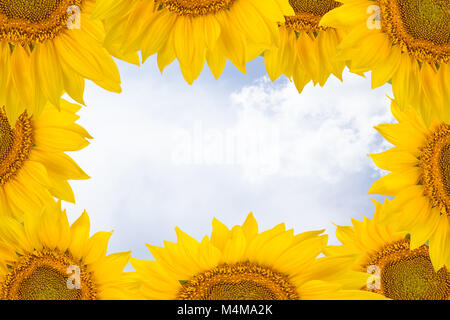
(64, 56, 395, 264)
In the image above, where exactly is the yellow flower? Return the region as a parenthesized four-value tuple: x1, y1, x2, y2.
(320, 0, 449, 123)
(368, 100, 450, 271)
(130, 213, 384, 300)
(94, 0, 295, 84)
(0, 201, 131, 300)
(326, 200, 450, 300)
(264, 0, 346, 93)
(0, 0, 125, 123)
(0, 99, 91, 219)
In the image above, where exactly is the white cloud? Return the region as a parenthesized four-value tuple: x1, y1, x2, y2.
(64, 59, 395, 261)
(230, 75, 394, 182)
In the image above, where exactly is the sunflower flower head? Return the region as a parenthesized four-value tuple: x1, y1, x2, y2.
(0, 99, 91, 219)
(326, 199, 450, 300)
(368, 100, 450, 270)
(95, 0, 295, 84)
(130, 213, 384, 300)
(0, 201, 131, 300)
(0, 0, 125, 123)
(264, 0, 347, 93)
(320, 0, 450, 121)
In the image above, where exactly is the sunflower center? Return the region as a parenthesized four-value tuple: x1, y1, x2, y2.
(0, 108, 33, 185)
(0, 0, 63, 21)
(0, 0, 82, 45)
(0, 248, 96, 300)
(379, 0, 450, 64)
(284, 0, 341, 33)
(439, 144, 450, 194)
(156, 0, 235, 16)
(420, 123, 450, 215)
(364, 240, 450, 300)
(177, 262, 299, 300)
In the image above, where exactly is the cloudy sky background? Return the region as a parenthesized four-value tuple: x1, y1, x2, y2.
(64, 57, 394, 264)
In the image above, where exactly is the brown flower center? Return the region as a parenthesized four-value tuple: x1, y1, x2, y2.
(284, 0, 341, 33)
(0, 0, 83, 45)
(177, 262, 299, 300)
(379, 0, 450, 64)
(0, 108, 33, 185)
(0, 248, 96, 300)
(364, 240, 450, 300)
(420, 123, 450, 216)
(156, 0, 234, 16)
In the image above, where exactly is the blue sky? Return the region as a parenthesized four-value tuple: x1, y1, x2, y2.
(64, 56, 394, 263)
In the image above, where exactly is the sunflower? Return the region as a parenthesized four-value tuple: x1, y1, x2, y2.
(0, 201, 131, 300)
(326, 199, 450, 300)
(94, 0, 295, 84)
(264, 0, 347, 93)
(130, 213, 384, 300)
(320, 0, 449, 122)
(0, 0, 126, 123)
(0, 99, 91, 219)
(368, 100, 450, 271)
